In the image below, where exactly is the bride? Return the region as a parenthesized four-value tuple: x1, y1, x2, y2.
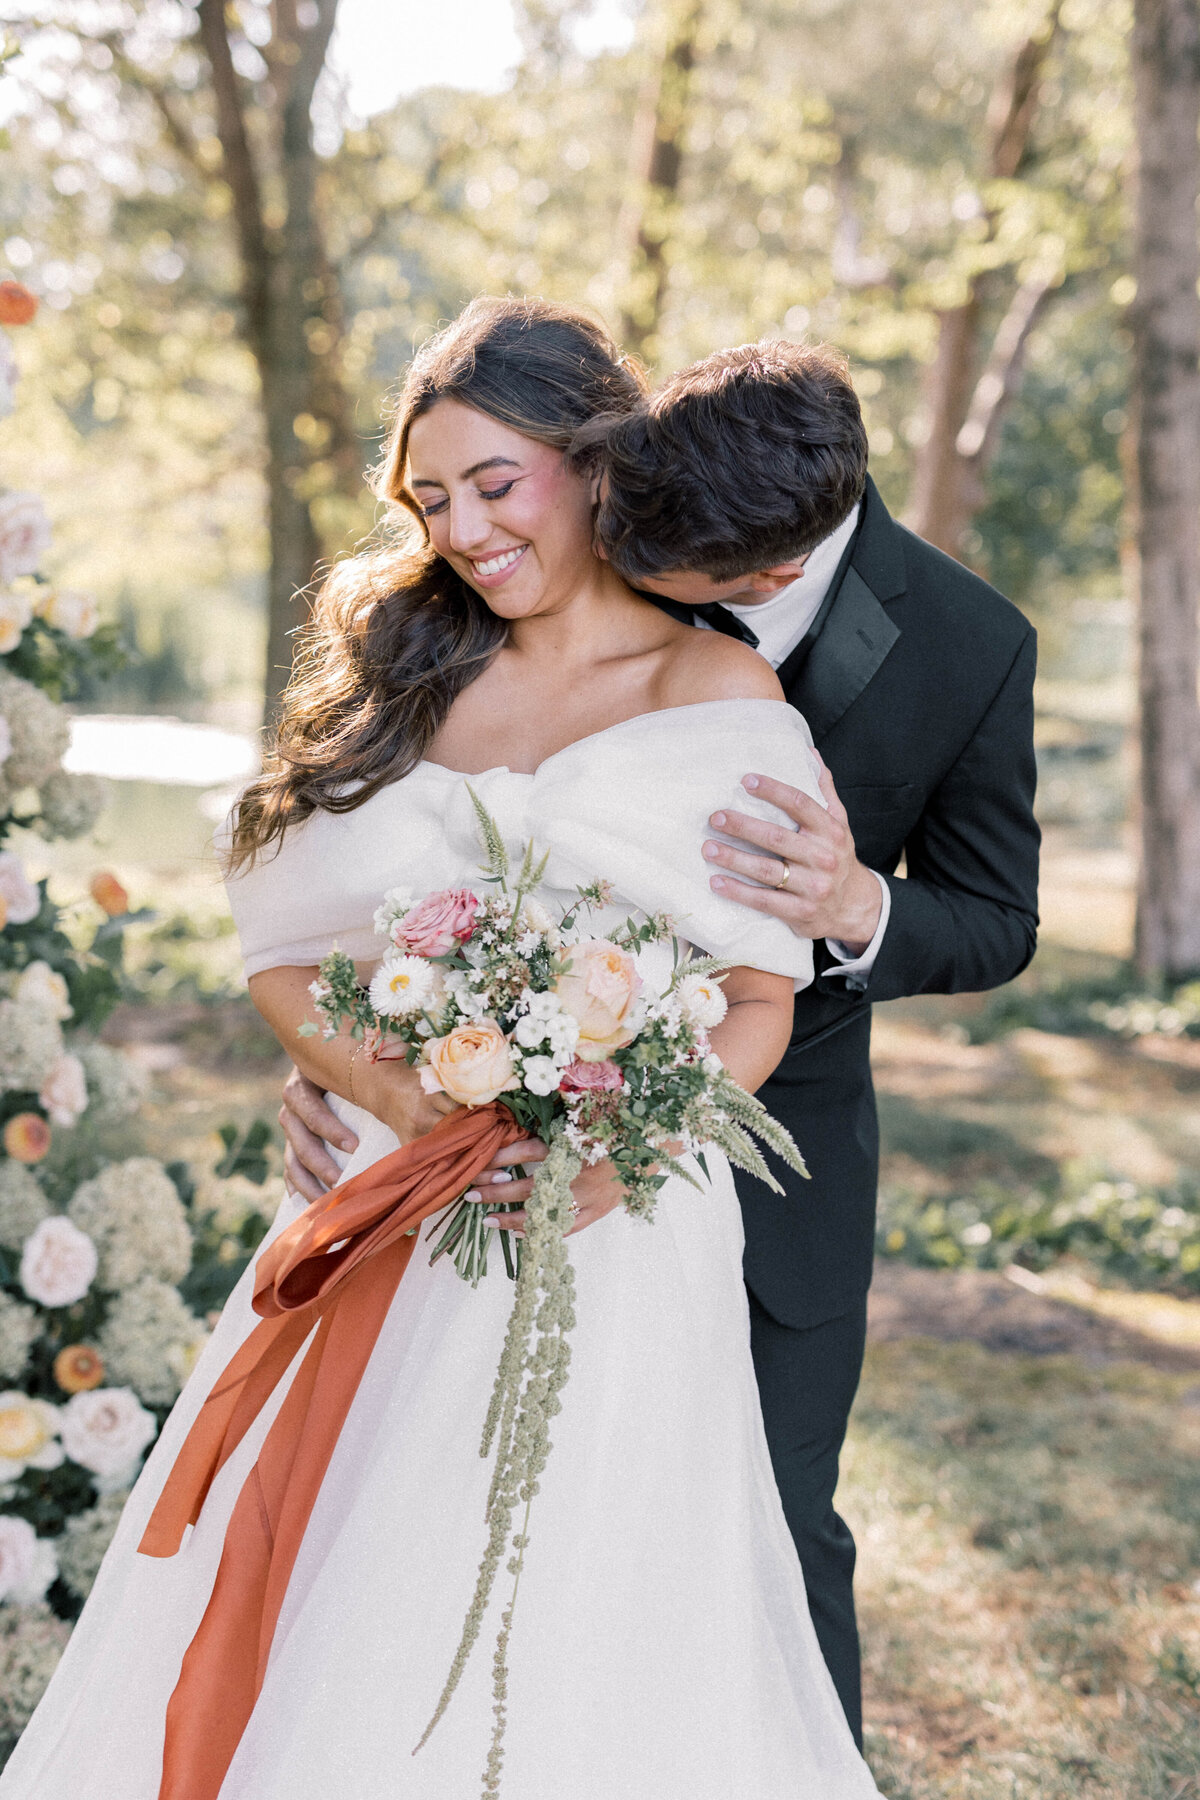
(0, 297, 882, 1799)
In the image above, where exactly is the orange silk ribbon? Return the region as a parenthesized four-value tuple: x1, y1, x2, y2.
(138, 1100, 525, 1800)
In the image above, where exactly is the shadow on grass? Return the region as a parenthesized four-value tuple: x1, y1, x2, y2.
(877, 1093, 1061, 1187)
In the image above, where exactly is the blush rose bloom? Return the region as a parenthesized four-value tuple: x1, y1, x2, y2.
(39, 1051, 88, 1127)
(0, 492, 52, 586)
(0, 1514, 56, 1605)
(20, 1215, 98, 1308)
(553, 940, 643, 1062)
(559, 1058, 624, 1093)
(59, 1387, 156, 1483)
(0, 853, 40, 926)
(392, 887, 479, 957)
(419, 1020, 519, 1107)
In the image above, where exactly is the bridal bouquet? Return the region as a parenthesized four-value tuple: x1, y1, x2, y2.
(301, 788, 806, 1795)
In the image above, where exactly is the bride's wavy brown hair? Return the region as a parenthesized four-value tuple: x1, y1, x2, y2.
(227, 296, 646, 869)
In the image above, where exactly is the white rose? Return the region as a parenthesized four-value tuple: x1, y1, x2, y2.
(368, 952, 439, 1019)
(0, 1515, 56, 1605)
(0, 590, 33, 656)
(59, 1387, 156, 1483)
(521, 1054, 561, 1097)
(15, 961, 72, 1022)
(20, 1216, 98, 1308)
(677, 972, 729, 1031)
(38, 1052, 88, 1127)
(0, 853, 39, 926)
(0, 494, 52, 586)
(34, 588, 97, 639)
(0, 330, 17, 421)
(0, 1393, 63, 1479)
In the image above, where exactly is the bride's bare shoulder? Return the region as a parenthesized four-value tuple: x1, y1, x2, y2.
(659, 623, 784, 706)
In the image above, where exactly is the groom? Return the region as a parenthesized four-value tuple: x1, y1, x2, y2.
(277, 339, 1040, 1747)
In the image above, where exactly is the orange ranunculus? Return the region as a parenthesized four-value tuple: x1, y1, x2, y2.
(419, 1020, 519, 1107)
(0, 281, 38, 326)
(89, 871, 129, 917)
(3, 1113, 51, 1163)
(54, 1345, 105, 1394)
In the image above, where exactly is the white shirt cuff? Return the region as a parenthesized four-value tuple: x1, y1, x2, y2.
(825, 870, 890, 979)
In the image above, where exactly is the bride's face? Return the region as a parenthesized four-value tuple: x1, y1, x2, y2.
(406, 399, 598, 620)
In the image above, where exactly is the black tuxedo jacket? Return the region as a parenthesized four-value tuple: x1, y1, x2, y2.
(698, 478, 1039, 1329)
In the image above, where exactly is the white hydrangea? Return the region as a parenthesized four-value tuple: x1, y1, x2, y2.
(66, 1158, 191, 1292)
(0, 1296, 37, 1386)
(0, 1164, 49, 1253)
(0, 667, 69, 797)
(0, 715, 10, 768)
(0, 1515, 56, 1606)
(98, 1276, 207, 1406)
(14, 961, 72, 1022)
(368, 953, 439, 1019)
(55, 1490, 127, 1601)
(37, 768, 106, 841)
(0, 998, 64, 1094)
(75, 1044, 146, 1125)
(0, 493, 51, 586)
(59, 1387, 155, 1485)
(0, 1602, 70, 1738)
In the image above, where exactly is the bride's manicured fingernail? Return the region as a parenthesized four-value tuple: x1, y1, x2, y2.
(464, 1189, 482, 1204)
(490, 1170, 514, 1184)
(710, 812, 725, 828)
(711, 876, 726, 891)
(743, 774, 760, 791)
(703, 841, 720, 860)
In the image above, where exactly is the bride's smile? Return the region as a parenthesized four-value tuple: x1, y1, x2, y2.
(407, 397, 601, 619)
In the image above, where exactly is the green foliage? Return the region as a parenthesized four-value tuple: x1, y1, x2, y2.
(877, 1173, 1200, 1293)
(966, 967, 1200, 1043)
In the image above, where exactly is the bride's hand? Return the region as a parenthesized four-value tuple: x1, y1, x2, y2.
(482, 1155, 625, 1238)
(355, 1052, 459, 1145)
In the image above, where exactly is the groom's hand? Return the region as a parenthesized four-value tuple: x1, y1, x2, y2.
(703, 758, 882, 953)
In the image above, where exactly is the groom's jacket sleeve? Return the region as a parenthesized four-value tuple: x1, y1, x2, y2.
(856, 626, 1040, 1004)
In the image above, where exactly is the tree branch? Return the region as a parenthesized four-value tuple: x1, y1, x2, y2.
(956, 269, 1056, 476)
(196, 0, 270, 362)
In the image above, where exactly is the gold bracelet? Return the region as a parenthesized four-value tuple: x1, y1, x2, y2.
(347, 1039, 369, 1108)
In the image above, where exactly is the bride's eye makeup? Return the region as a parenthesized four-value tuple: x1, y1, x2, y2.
(416, 478, 519, 518)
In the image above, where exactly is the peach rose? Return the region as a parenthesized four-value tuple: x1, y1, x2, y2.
(393, 887, 479, 957)
(54, 1345, 105, 1394)
(0, 282, 38, 327)
(553, 940, 643, 1062)
(419, 1020, 519, 1107)
(89, 871, 129, 917)
(4, 1114, 51, 1164)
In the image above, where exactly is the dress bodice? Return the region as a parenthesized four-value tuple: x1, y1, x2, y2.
(222, 699, 821, 986)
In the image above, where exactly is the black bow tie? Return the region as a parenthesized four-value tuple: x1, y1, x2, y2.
(691, 603, 760, 650)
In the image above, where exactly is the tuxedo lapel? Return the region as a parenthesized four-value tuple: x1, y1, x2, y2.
(783, 563, 900, 740)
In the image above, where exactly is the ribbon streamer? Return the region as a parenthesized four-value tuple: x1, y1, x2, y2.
(139, 1101, 524, 1800)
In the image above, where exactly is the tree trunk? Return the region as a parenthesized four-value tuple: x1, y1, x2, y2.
(1130, 0, 1200, 980)
(904, 5, 1061, 557)
(617, 0, 704, 363)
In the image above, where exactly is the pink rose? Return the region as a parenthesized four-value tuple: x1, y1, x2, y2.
(559, 1058, 624, 1093)
(393, 888, 479, 957)
(553, 940, 643, 1062)
(419, 1020, 520, 1107)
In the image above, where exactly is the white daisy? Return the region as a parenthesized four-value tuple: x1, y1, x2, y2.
(369, 955, 437, 1019)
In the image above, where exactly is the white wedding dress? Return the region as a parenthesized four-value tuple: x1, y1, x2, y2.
(1, 700, 882, 1799)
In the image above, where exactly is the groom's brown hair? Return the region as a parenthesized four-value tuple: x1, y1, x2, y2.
(586, 341, 868, 583)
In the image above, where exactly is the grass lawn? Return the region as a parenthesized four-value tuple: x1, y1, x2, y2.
(852, 1339, 1200, 1798)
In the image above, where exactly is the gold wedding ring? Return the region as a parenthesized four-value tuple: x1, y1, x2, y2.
(773, 860, 791, 890)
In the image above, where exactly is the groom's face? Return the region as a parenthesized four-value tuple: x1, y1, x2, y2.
(630, 563, 810, 609)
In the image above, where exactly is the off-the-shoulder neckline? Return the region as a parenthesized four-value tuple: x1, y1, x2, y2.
(418, 696, 801, 782)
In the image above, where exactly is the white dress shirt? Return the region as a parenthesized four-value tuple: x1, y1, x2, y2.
(695, 499, 891, 980)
